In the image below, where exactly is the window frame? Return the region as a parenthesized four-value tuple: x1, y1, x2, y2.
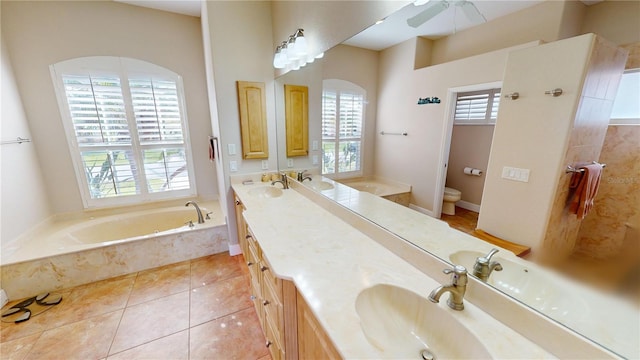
(50, 56, 197, 209)
(453, 88, 501, 125)
(321, 79, 366, 179)
(610, 68, 640, 125)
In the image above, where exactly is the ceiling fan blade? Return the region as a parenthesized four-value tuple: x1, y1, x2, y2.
(407, 1, 450, 28)
(458, 1, 486, 23)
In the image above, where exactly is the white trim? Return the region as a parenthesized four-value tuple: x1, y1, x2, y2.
(609, 118, 640, 125)
(456, 200, 480, 213)
(435, 81, 502, 219)
(408, 203, 434, 218)
(228, 243, 242, 256)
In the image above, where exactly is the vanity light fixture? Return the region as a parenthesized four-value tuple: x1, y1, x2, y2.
(273, 28, 314, 70)
(414, 0, 430, 6)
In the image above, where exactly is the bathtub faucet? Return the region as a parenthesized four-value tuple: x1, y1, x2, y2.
(185, 201, 205, 224)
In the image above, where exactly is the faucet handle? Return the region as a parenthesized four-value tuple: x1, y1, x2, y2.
(443, 265, 468, 285)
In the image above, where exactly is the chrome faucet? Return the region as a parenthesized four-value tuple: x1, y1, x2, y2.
(297, 170, 312, 182)
(271, 173, 289, 189)
(185, 201, 205, 224)
(473, 248, 503, 282)
(429, 265, 468, 310)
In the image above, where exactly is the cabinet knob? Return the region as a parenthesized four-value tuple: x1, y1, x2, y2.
(245, 234, 252, 239)
(247, 261, 254, 266)
(235, 200, 241, 205)
(263, 300, 270, 306)
(265, 340, 272, 348)
(260, 265, 269, 272)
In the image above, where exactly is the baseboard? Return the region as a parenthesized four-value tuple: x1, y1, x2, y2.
(408, 203, 434, 217)
(1, 289, 8, 307)
(456, 200, 480, 213)
(228, 243, 242, 256)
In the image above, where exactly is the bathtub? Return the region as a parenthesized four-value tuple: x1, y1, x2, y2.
(337, 177, 412, 206)
(1, 200, 228, 299)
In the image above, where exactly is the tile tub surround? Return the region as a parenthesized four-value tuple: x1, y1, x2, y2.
(0, 253, 270, 360)
(1, 201, 228, 300)
(232, 180, 623, 359)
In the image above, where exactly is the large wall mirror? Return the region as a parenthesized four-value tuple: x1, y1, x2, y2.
(273, 1, 639, 358)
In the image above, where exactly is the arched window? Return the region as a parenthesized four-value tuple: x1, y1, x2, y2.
(321, 79, 365, 178)
(50, 57, 196, 208)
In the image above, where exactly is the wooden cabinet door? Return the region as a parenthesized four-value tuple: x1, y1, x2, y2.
(237, 81, 269, 159)
(284, 85, 309, 157)
(296, 291, 341, 360)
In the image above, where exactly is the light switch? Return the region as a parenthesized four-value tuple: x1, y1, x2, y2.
(229, 160, 238, 172)
(312, 140, 319, 151)
(228, 144, 236, 155)
(261, 160, 269, 170)
(502, 166, 530, 183)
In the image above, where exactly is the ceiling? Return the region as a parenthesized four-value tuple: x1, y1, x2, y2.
(344, 1, 545, 51)
(115, 0, 603, 51)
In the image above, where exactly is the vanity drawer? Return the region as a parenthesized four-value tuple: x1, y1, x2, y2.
(260, 254, 282, 295)
(262, 276, 284, 346)
(264, 312, 285, 360)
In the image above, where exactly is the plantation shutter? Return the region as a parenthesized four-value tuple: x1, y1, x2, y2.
(454, 88, 501, 124)
(129, 78, 184, 144)
(322, 90, 337, 139)
(62, 75, 130, 145)
(339, 92, 363, 139)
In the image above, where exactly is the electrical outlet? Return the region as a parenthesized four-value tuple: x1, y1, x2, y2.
(228, 144, 236, 155)
(261, 160, 269, 170)
(287, 158, 294, 167)
(312, 155, 319, 165)
(229, 160, 238, 172)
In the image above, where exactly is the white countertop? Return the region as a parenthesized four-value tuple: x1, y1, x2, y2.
(232, 179, 555, 359)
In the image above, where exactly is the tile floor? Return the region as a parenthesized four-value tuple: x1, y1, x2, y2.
(0, 252, 271, 360)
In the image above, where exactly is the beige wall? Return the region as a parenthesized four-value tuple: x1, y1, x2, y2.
(1, 39, 52, 245)
(270, 0, 408, 77)
(1, 1, 216, 215)
(446, 125, 494, 206)
(429, 1, 582, 65)
(323, 45, 380, 178)
(581, 0, 640, 46)
(375, 38, 538, 214)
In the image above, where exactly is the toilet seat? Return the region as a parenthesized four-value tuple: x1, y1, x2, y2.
(444, 187, 461, 197)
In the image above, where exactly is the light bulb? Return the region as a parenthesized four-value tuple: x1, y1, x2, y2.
(294, 35, 307, 57)
(414, 0, 430, 6)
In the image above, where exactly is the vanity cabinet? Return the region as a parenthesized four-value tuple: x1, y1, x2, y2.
(234, 190, 342, 360)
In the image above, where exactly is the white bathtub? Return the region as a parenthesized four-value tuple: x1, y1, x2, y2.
(1, 200, 228, 299)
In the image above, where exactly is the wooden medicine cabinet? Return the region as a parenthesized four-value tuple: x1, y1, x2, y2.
(284, 84, 309, 157)
(237, 81, 269, 159)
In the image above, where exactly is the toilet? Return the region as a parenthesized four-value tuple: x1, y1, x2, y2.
(442, 187, 462, 216)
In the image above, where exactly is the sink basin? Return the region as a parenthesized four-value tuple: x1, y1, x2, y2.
(449, 251, 589, 320)
(306, 180, 334, 191)
(355, 284, 491, 359)
(247, 186, 283, 198)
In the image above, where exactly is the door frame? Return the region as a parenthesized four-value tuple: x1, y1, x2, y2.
(433, 81, 502, 219)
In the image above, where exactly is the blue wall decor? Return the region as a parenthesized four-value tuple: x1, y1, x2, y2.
(417, 97, 440, 105)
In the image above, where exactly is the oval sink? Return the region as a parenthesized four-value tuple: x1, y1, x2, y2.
(248, 186, 283, 198)
(306, 180, 334, 191)
(449, 251, 589, 321)
(355, 284, 491, 359)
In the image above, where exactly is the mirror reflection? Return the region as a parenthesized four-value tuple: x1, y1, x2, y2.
(275, 1, 639, 358)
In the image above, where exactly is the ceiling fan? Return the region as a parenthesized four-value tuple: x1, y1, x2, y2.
(407, 0, 487, 28)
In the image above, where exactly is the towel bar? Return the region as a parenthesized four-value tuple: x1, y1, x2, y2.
(566, 162, 606, 174)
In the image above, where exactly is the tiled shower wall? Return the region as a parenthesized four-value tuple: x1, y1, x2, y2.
(574, 125, 640, 259)
(541, 36, 628, 262)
